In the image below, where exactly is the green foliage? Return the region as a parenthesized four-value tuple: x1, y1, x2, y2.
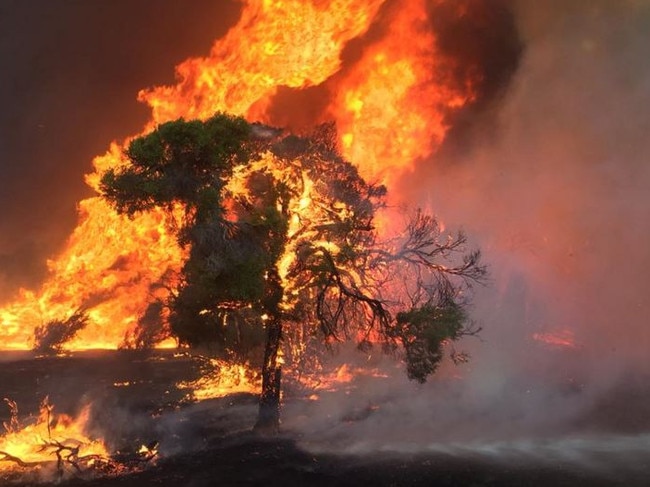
(100, 112, 252, 219)
(100, 113, 273, 348)
(395, 302, 467, 383)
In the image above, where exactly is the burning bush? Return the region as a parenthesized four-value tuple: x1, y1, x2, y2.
(33, 309, 89, 354)
(128, 301, 170, 349)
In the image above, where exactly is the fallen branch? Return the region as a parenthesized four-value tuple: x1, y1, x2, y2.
(0, 443, 156, 479)
(0, 450, 41, 468)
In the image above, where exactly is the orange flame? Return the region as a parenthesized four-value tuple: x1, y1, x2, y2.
(139, 0, 386, 125)
(179, 359, 260, 400)
(0, 398, 108, 477)
(332, 0, 473, 184)
(0, 0, 475, 351)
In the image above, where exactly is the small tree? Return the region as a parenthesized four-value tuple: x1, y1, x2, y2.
(100, 113, 486, 432)
(33, 308, 89, 354)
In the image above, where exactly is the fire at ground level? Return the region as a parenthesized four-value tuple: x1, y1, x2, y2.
(1, 351, 649, 486)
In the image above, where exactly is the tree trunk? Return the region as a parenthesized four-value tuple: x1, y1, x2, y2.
(254, 268, 284, 433)
(254, 316, 282, 433)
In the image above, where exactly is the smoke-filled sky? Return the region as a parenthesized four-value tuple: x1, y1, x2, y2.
(0, 0, 241, 299)
(414, 0, 650, 369)
(389, 0, 650, 444)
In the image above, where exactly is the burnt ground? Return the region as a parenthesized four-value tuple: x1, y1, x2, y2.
(0, 351, 648, 486)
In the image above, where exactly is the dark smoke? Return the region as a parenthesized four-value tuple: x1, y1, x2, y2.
(0, 0, 241, 301)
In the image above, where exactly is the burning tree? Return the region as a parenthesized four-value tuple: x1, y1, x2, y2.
(100, 113, 486, 432)
(33, 308, 90, 355)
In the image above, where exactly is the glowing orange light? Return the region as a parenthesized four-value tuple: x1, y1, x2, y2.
(0, 398, 108, 476)
(533, 329, 577, 349)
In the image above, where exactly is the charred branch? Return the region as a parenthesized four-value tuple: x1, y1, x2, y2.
(0, 441, 156, 478)
(371, 209, 487, 284)
(316, 247, 391, 339)
(2, 398, 19, 433)
(0, 450, 40, 468)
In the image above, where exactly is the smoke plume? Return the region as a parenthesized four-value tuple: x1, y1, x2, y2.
(282, 0, 650, 466)
(414, 0, 650, 377)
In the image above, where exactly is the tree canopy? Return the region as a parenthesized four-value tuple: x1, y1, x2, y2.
(100, 112, 486, 431)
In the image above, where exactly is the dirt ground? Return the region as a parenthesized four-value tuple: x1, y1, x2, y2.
(0, 351, 648, 486)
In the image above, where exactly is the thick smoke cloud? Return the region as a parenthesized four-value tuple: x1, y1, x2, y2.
(0, 0, 241, 301)
(317, 0, 650, 455)
(249, 1, 650, 471)
(412, 0, 650, 372)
